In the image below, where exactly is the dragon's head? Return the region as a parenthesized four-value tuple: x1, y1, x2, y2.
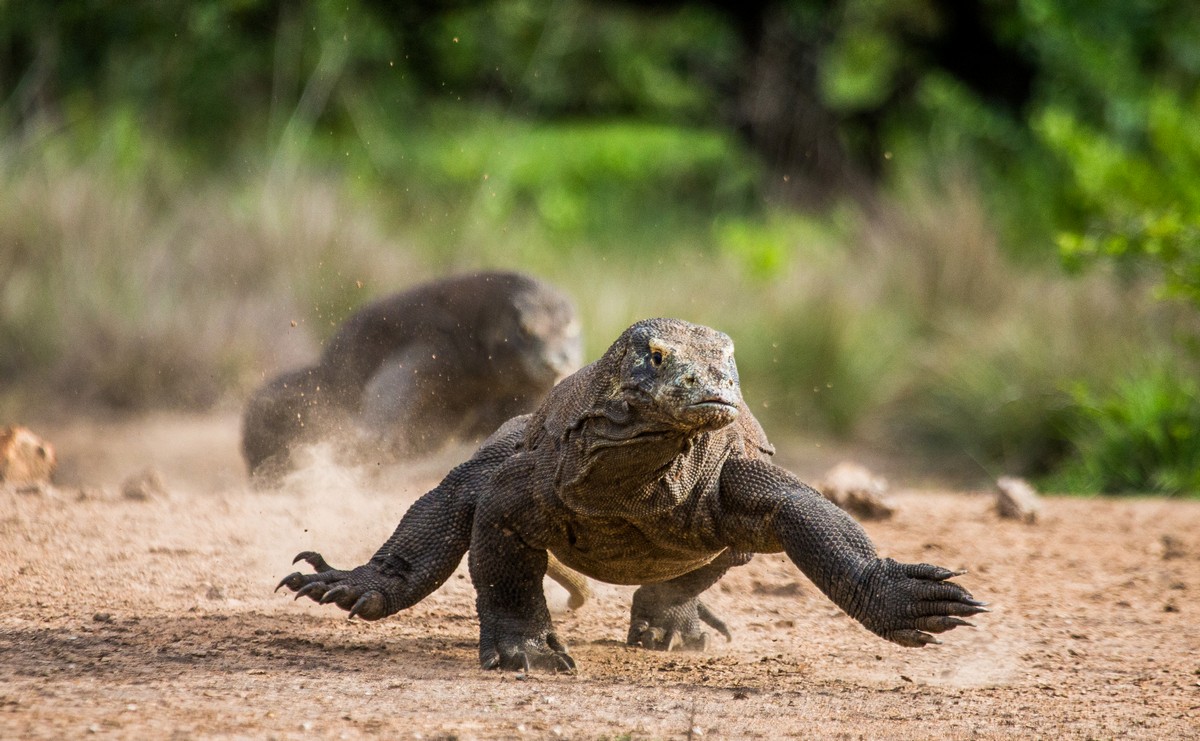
(612, 318, 743, 433)
(481, 276, 583, 387)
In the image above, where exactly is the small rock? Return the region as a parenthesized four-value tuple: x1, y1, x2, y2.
(814, 462, 894, 520)
(121, 467, 167, 501)
(205, 585, 226, 600)
(0, 426, 57, 486)
(1160, 534, 1187, 560)
(92, 612, 113, 623)
(995, 476, 1040, 524)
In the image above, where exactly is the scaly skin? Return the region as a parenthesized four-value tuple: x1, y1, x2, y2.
(278, 318, 987, 672)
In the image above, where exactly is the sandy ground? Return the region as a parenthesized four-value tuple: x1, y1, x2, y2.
(2, 412, 1199, 740)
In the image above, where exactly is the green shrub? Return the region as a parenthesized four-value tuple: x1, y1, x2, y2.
(1047, 371, 1200, 495)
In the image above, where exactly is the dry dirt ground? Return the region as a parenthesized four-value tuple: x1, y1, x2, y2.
(3, 412, 1199, 740)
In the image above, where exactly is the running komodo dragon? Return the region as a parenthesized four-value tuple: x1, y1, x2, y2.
(278, 318, 987, 672)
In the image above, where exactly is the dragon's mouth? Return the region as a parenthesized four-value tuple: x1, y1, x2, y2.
(685, 398, 740, 419)
(680, 399, 740, 431)
(688, 399, 737, 410)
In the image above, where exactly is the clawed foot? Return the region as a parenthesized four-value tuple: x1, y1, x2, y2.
(480, 630, 576, 674)
(275, 551, 393, 621)
(862, 559, 989, 647)
(627, 595, 731, 652)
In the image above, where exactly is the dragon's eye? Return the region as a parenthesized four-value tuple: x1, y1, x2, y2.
(650, 350, 663, 367)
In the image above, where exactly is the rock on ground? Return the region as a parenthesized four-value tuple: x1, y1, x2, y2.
(0, 425, 57, 487)
(995, 476, 1041, 524)
(814, 461, 894, 520)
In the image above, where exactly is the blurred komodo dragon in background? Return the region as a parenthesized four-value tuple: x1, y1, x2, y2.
(244, 270, 590, 609)
(242, 271, 582, 480)
(278, 318, 987, 673)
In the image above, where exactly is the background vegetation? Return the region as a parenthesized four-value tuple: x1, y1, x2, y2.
(2, 0, 1199, 494)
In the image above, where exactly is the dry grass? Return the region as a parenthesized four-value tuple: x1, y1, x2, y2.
(0, 150, 420, 413)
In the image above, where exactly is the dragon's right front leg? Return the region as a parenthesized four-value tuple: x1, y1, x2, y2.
(275, 475, 475, 619)
(277, 417, 528, 621)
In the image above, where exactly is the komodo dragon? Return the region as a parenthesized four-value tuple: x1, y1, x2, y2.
(278, 318, 986, 672)
(242, 271, 582, 481)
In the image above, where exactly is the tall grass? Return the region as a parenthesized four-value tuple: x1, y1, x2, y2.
(2, 121, 1196, 491)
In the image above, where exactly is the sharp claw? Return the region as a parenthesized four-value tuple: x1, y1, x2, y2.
(319, 585, 349, 605)
(348, 592, 383, 620)
(557, 653, 576, 674)
(521, 653, 532, 674)
(294, 551, 334, 572)
(294, 582, 323, 601)
(664, 630, 682, 652)
(697, 602, 732, 641)
(275, 573, 301, 593)
(481, 652, 500, 671)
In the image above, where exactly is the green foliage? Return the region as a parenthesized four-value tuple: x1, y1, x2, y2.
(713, 209, 856, 282)
(997, 2, 1200, 294)
(1044, 90, 1200, 306)
(820, 0, 939, 112)
(359, 113, 759, 240)
(430, 1, 736, 119)
(1048, 371, 1200, 495)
